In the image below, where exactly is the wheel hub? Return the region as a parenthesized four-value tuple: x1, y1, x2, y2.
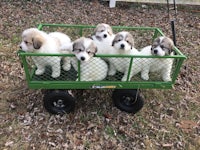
(122, 96, 136, 106)
(53, 99, 65, 108)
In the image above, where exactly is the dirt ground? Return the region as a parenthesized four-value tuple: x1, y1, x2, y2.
(0, 1, 200, 149)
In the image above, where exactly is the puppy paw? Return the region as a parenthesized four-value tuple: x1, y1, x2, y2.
(51, 72, 60, 78)
(108, 69, 116, 76)
(35, 69, 45, 75)
(121, 76, 129, 81)
(62, 64, 71, 71)
(163, 77, 172, 82)
(141, 74, 149, 80)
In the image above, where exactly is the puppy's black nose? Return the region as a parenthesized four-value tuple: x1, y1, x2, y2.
(80, 57, 85, 61)
(120, 44, 125, 49)
(154, 49, 158, 54)
(103, 34, 107, 38)
(19, 46, 22, 49)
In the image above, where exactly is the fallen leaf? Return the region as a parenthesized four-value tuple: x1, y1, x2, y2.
(176, 120, 198, 133)
(162, 143, 173, 147)
(5, 141, 14, 147)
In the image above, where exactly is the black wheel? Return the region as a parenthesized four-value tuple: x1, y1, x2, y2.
(112, 89, 144, 114)
(43, 90, 75, 114)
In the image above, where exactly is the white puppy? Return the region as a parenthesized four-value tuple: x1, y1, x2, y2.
(91, 23, 116, 75)
(91, 23, 115, 54)
(20, 28, 71, 78)
(71, 37, 108, 81)
(140, 36, 175, 82)
(110, 31, 142, 81)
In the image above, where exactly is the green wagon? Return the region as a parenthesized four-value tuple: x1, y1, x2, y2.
(18, 24, 186, 114)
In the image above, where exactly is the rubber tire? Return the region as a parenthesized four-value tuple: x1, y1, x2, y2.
(43, 90, 75, 114)
(112, 89, 144, 114)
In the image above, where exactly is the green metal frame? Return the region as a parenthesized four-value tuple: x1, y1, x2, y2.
(18, 24, 186, 90)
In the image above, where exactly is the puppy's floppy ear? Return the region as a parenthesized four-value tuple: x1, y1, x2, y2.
(72, 42, 76, 52)
(168, 37, 175, 51)
(93, 24, 100, 35)
(88, 41, 97, 56)
(126, 32, 134, 48)
(163, 37, 175, 55)
(169, 41, 175, 55)
(107, 25, 113, 36)
(32, 35, 43, 49)
(93, 47, 98, 56)
(112, 34, 119, 46)
(87, 35, 93, 40)
(112, 40, 115, 46)
(151, 37, 161, 50)
(95, 46, 98, 53)
(152, 37, 160, 45)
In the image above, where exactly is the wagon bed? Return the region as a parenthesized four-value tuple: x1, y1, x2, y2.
(18, 24, 186, 90)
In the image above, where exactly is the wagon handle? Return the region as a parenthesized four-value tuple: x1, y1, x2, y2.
(167, 0, 177, 46)
(171, 20, 177, 46)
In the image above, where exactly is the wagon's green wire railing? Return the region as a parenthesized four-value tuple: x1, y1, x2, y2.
(18, 24, 186, 90)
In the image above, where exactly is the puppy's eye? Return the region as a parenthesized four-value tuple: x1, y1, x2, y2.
(87, 51, 92, 54)
(24, 41, 29, 44)
(160, 45, 164, 49)
(77, 49, 83, 52)
(73, 49, 82, 52)
(100, 30, 104, 32)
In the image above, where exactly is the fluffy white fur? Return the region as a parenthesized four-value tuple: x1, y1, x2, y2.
(110, 31, 142, 81)
(48, 32, 72, 71)
(20, 28, 71, 78)
(71, 37, 108, 81)
(140, 36, 174, 82)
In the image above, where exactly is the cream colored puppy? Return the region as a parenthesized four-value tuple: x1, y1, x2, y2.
(91, 23, 116, 75)
(71, 37, 108, 81)
(140, 36, 175, 82)
(20, 28, 71, 78)
(111, 31, 142, 81)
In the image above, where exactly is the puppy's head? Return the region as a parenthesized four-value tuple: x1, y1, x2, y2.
(151, 36, 174, 56)
(93, 23, 113, 41)
(112, 31, 134, 51)
(19, 28, 45, 52)
(72, 37, 97, 62)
